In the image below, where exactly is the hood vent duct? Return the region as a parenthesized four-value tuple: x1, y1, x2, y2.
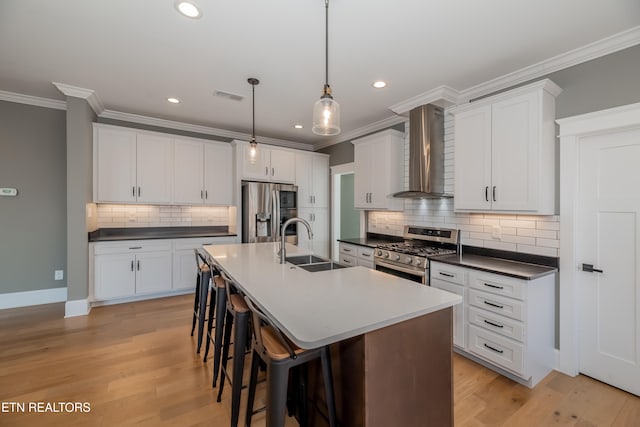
(392, 104, 453, 199)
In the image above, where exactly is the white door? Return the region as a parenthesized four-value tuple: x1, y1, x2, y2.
(204, 143, 232, 205)
(241, 144, 270, 180)
(312, 155, 330, 208)
(296, 153, 313, 208)
(135, 252, 173, 294)
(353, 143, 371, 208)
(136, 134, 173, 203)
(95, 127, 137, 203)
(311, 208, 329, 258)
(270, 149, 296, 183)
(577, 127, 640, 396)
(174, 139, 205, 204)
(94, 253, 136, 299)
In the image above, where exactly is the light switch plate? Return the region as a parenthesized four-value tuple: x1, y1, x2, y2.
(0, 188, 18, 196)
(55, 270, 64, 281)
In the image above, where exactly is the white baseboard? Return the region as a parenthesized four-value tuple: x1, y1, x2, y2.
(90, 288, 192, 308)
(65, 299, 91, 317)
(0, 287, 67, 310)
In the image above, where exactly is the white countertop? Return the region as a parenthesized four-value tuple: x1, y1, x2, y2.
(203, 242, 462, 349)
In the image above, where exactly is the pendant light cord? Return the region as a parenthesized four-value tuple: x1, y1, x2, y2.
(252, 83, 255, 141)
(324, 0, 329, 92)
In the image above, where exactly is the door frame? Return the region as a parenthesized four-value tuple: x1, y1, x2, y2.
(557, 102, 640, 376)
(330, 163, 366, 262)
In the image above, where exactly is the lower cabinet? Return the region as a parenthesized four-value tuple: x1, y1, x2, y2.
(92, 236, 237, 302)
(297, 207, 329, 258)
(429, 260, 555, 388)
(94, 240, 172, 300)
(338, 242, 375, 269)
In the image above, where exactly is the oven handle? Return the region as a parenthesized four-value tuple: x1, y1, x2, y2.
(375, 259, 426, 277)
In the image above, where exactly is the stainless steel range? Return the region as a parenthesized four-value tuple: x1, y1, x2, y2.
(374, 226, 459, 285)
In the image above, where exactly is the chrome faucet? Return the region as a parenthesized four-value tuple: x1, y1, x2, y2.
(280, 217, 313, 264)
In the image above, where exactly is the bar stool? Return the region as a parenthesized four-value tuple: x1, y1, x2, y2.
(191, 249, 212, 353)
(215, 271, 251, 427)
(243, 296, 338, 427)
(203, 274, 226, 362)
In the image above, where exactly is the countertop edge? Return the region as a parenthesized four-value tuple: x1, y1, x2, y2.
(430, 255, 557, 280)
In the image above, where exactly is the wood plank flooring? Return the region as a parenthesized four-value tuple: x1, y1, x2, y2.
(1, 295, 638, 426)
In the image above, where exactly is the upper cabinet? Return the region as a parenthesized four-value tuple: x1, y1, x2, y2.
(173, 137, 232, 205)
(352, 129, 404, 211)
(238, 142, 295, 183)
(453, 79, 561, 214)
(94, 125, 172, 204)
(295, 152, 329, 208)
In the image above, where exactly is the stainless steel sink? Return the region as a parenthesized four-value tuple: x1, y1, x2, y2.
(286, 255, 348, 272)
(297, 262, 347, 272)
(285, 255, 327, 265)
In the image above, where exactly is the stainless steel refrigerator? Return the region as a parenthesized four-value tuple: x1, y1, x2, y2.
(242, 181, 298, 244)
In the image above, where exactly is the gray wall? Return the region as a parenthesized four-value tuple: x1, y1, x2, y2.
(0, 101, 67, 294)
(317, 141, 354, 166)
(66, 97, 96, 301)
(97, 117, 234, 142)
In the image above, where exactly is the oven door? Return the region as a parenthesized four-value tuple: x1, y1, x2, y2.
(374, 259, 427, 285)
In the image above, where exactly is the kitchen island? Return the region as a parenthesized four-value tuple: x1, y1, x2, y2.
(203, 242, 462, 427)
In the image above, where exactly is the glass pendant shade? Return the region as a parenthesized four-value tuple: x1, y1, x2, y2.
(312, 95, 341, 136)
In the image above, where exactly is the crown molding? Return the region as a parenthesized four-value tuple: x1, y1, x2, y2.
(0, 90, 66, 110)
(51, 82, 104, 115)
(389, 85, 460, 115)
(312, 114, 407, 150)
(458, 25, 640, 102)
(99, 109, 313, 151)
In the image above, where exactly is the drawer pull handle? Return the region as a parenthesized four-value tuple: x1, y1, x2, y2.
(137, 260, 140, 271)
(129, 246, 142, 250)
(343, 259, 352, 264)
(484, 319, 504, 328)
(484, 283, 504, 290)
(361, 253, 370, 257)
(484, 343, 504, 354)
(484, 301, 504, 309)
(130, 260, 134, 271)
(343, 248, 352, 252)
(439, 272, 454, 278)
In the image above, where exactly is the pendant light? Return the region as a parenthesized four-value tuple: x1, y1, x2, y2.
(248, 77, 259, 163)
(312, 0, 340, 136)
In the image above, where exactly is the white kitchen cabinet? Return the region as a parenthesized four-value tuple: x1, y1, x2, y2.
(238, 141, 295, 183)
(173, 138, 232, 205)
(172, 236, 238, 291)
(93, 240, 172, 300)
(352, 129, 404, 211)
(430, 260, 555, 387)
(338, 242, 375, 269)
(297, 207, 329, 258)
(94, 124, 172, 204)
(453, 79, 561, 214)
(296, 152, 329, 209)
(430, 262, 467, 348)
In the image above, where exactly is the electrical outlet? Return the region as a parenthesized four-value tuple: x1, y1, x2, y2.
(54, 270, 64, 281)
(491, 225, 501, 240)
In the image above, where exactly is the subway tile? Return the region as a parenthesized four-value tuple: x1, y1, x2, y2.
(499, 219, 535, 228)
(484, 241, 517, 251)
(517, 244, 558, 257)
(536, 221, 560, 231)
(500, 235, 535, 245)
(517, 228, 557, 239)
(536, 238, 560, 248)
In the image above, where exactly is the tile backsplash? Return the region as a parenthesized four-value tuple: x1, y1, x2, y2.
(367, 109, 560, 258)
(96, 204, 229, 228)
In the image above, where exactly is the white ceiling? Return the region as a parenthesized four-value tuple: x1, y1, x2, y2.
(1, 0, 639, 148)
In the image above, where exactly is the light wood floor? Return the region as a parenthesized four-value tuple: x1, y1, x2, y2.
(1, 295, 639, 427)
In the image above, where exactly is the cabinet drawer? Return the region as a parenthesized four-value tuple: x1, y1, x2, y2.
(468, 325, 524, 376)
(357, 259, 374, 269)
(174, 236, 237, 251)
(430, 262, 466, 285)
(468, 288, 524, 321)
(94, 240, 172, 255)
(468, 306, 524, 342)
(339, 243, 357, 256)
(339, 254, 357, 267)
(468, 270, 524, 300)
(357, 246, 374, 260)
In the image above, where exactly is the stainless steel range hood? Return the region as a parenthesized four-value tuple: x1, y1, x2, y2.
(392, 104, 452, 199)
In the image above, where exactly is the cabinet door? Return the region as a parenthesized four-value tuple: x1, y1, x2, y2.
(296, 153, 313, 208)
(135, 251, 173, 294)
(270, 149, 295, 183)
(311, 208, 329, 258)
(94, 253, 136, 299)
(454, 105, 492, 211)
(312, 155, 329, 208)
(297, 207, 314, 251)
(353, 143, 372, 208)
(241, 144, 270, 180)
(173, 249, 197, 290)
(174, 139, 205, 204)
(369, 139, 394, 209)
(491, 92, 539, 211)
(95, 127, 137, 203)
(204, 142, 232, 205)
(136, 133, 173, 203)
(431, 278, 465, 348)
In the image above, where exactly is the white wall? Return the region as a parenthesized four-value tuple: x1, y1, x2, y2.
(367, 111, 560, 257)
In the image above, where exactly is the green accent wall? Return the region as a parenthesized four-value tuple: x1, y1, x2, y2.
(339, 174, 359, 239)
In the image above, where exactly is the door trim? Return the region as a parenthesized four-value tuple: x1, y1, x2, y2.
(557, 101, 640, 376)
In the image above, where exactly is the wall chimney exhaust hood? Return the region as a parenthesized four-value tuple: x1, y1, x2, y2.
(392, 104, 452, 199)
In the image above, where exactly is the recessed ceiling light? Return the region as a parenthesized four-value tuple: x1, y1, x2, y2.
(175, 1, 201, 18)
(372, 81, 387, 89)
(294, 124, 303, 129)
(167, 97, 180, 104)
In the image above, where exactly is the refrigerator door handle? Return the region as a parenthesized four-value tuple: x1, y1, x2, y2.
(272, 188, 280, 241)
